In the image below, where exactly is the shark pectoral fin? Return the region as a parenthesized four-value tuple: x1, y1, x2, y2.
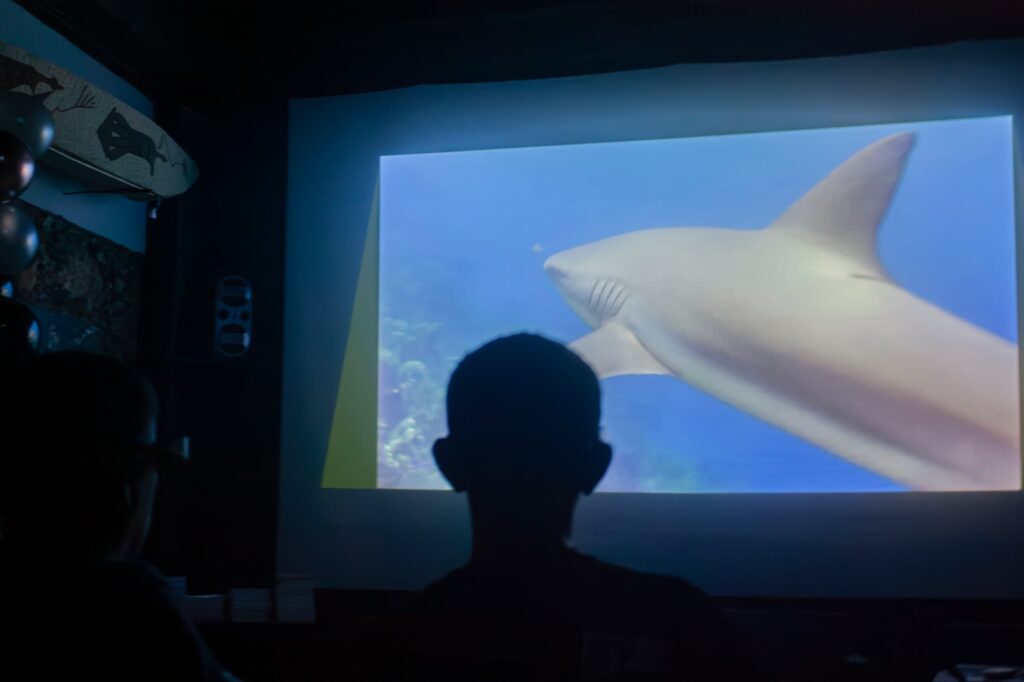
(769, 132, 914, 278)
(569, 324, 671, 379)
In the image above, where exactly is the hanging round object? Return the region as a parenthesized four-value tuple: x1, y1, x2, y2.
(0, 90, 55, 158)
(0, 297, 40, 360)
(0, 131, 35, 201)
(0, 203, 39, 276)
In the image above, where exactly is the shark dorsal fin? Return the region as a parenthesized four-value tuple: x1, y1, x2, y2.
(769, 133, 914, 276)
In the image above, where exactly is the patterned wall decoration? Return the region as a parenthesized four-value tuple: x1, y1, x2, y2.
(13, 201, 142, 359)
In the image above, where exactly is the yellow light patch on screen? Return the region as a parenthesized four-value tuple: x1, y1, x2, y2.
(321, 188, 379, 488)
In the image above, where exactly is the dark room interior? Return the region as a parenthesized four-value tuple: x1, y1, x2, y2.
(2, 1, 1024, 680)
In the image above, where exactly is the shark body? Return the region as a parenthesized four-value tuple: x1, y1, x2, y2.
(544, 133, 1020, 491)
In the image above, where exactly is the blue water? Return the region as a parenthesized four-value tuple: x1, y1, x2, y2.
(377, 116, 1018, 493)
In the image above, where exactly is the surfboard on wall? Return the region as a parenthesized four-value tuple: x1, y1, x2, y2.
(0, 41, 198, 200)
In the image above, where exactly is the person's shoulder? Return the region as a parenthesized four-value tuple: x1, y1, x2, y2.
(562, 550, 713, 602)
(0, 556, 170, 607)
(86, 560, 185, 629)
(88, 559, 179, 609)
(92, 560, 232, 680)
(566, 551, 759, 676)
(1, 559, 232, 681)
(403, 566, 473, 614)
(411, 550, 717, 610)
(93, 558, 170, 590)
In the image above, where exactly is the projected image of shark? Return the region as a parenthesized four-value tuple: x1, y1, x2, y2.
(545, 133, 1021, 491)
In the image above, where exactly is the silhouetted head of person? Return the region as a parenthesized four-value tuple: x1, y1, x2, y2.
(0, 352, 181, 562)
(433, 334, 611, 552)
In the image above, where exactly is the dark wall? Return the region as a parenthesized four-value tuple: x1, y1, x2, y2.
(13, 0, 1024, 102)
(139, 97, 288, 587)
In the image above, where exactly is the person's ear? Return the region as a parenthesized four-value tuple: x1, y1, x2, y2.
(433, 437, 469, 492)
(579, 440, 612, 495)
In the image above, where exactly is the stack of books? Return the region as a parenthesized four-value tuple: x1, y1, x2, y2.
(275, 575, 316, 623)
(164, 576, 187, 600)
(166, 575, 226, 623)
(229, 588, 272, 623)
(182, 594, 226, 623)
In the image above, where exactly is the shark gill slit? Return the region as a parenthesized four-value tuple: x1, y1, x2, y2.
(595, 280, 613, 313)
(596, 280, 610, 314)
(609, 285, 628, 315)
(599, 280, 617, 317)
(600, 280, 614, 309)
(588, 280, 601, 309)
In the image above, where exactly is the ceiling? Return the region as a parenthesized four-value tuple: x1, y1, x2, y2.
(13, 0, 1024, 104)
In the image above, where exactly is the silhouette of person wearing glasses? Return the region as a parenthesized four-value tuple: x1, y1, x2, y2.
(0, 352, 237, 681)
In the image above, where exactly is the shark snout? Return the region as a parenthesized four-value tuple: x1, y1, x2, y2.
(543, 255, 568, 281)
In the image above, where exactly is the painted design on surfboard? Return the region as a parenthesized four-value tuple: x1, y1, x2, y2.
(97, 108, 167, 175)
(0, 53, 62, 94)
(0, 42, 197, 198)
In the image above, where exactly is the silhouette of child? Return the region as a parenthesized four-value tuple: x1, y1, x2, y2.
(357, 333, 756, 680)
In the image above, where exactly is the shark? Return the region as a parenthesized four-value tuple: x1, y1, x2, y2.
(544, 133, 1021, 491)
